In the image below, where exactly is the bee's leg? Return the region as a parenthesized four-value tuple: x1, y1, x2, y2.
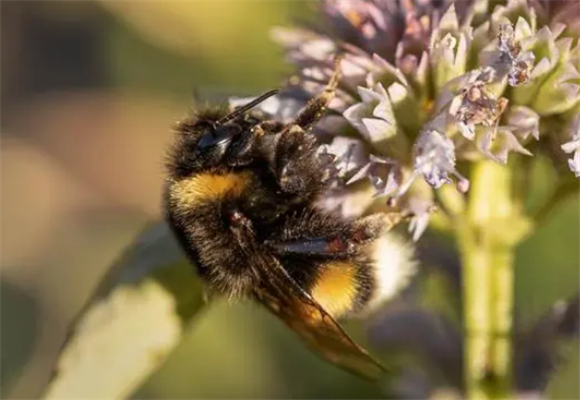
(222, 122, 278, 167)
(223, 129, 259, 167)
(265, 236, 351, 257)
(291, 56, 342, 131)
(225, 120, 287, 168)
(274, 124, 326, 198)
(265, 206, 352, 257)
(353, 211, 410, 236)
(264, 210, 409, 259)
(255, 120, 285, 133)
(265, 212, 408, 258)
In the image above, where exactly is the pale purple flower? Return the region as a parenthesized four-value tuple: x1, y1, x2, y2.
(478, 127, 533, 164)
(561, 122, 580, 178)
(347, 155, 402, 196)
(317, 145, 341, 184)
(272, 0, 580, 240)
(567, 152, 580, 178)
(317, 136, 369, 183)
(406, 197, 435, 242)
(505, 106, 540, 141)
(320, 0, 454, 75)
(409, 129, 469, 192)
(343, 84, 397, 144)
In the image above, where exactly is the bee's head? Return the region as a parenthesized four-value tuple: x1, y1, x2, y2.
(166, 90, 279, 179)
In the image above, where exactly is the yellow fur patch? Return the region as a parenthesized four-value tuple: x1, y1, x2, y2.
(169, 172, 250, 211)
(311, 261, 358, 318)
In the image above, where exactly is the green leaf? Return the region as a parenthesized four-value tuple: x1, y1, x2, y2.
(41, 222, 204, 399)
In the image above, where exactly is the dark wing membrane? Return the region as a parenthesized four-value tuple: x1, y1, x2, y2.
(252, 254, 386, 381)
(264, 237, 350, 256)
(264, 211, 409, 258)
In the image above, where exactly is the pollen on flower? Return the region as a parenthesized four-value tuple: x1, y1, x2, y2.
(497, 23, 535, 87)
(449, 68, 508, 141)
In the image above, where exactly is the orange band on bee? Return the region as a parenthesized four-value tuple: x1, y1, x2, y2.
(311, 261, 358, 319)
(169, 172, 251, 211)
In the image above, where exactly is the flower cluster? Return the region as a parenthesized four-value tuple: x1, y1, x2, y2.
(270, 0, 580, 239)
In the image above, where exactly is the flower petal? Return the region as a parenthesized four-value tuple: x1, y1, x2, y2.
(438, 4, 459, 33)
(362, 117, 396, 142)
(343, 102, 370, 134)
(478, 127, 532, 164)
(567, 152, 580, 178)
(322, 136, 369, 179)
(505, 106, 540, 140)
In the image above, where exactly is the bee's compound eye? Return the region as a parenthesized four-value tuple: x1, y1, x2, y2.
(197, 125, 241, 150)
(197, 132, 218, 150)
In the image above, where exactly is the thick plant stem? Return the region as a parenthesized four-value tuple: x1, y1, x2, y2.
(459, 225, 493, 399)
(458, 160, 518, 399)
(490, 244, 514, 396)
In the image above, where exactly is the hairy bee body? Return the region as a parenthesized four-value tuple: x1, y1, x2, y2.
(164, 78, 416, 379)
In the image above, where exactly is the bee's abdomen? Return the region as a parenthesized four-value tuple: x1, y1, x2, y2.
(309, 260, 370, 318)
(164, 171, 258, 298)
(308, 233, 417, 319)
(359, 233, 417, 315)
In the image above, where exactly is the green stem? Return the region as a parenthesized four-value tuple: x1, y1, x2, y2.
(489, 244, 514, 396)
(458, 222, 493, 399)
(456, 160, 520, 399)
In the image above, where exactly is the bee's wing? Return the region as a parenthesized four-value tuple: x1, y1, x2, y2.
(264, 237, 350, 256)
(252, 254, 386, 381)
(265, 211, 408, 257)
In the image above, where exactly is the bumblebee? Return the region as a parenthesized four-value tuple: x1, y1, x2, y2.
(164, 66, 416, 380)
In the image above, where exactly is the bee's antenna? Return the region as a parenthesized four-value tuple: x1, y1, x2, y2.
(218, 89, 279, 125)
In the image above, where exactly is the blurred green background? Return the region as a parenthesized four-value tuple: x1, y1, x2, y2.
(1, 1, 578, 398)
